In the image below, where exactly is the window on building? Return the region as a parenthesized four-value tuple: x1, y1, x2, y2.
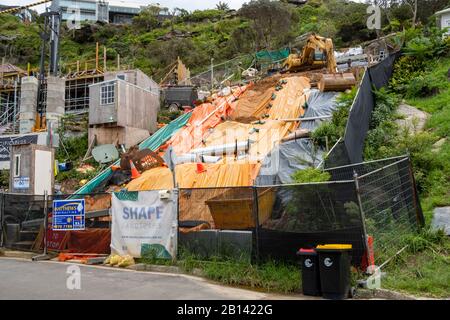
(14, 154, 21, 177)
(100, 83, 115, 105)
(116, 74, 126, 81)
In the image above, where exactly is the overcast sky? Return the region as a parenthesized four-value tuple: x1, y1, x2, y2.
(0, 0, 249, 12)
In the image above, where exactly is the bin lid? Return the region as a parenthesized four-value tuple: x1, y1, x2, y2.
(316, 244, 352, 250)
(298, 248, 315, 253)
(297, 248, 317, 255)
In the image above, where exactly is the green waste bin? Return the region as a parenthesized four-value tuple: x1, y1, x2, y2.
(316, 244, 352, 300)
(296, 248, 321, 296)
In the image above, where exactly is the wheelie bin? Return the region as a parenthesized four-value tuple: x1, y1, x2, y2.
(296, 248, 321, 296)
(316, 244, 352, 300)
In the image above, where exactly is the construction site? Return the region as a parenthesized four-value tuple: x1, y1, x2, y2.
(1, 0, 448, 302)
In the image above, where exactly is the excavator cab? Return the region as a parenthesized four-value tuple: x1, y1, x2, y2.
(282, 34, 337, 73)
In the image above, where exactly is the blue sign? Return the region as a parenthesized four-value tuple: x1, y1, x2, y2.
(52, 199, 85, 231)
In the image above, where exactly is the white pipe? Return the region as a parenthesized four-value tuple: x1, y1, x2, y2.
(175, 154, 223, 164)
(190, 140, 251, 156)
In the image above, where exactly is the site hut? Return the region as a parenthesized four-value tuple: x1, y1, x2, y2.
(88, 69, 160, 149)
(9, 142, 55, 195)
(435, 7, 450, 37)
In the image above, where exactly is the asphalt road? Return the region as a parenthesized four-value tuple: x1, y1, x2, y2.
(0, 258, 304, 300)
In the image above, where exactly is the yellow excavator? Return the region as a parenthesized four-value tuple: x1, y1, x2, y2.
(283, 34, 337, 73)
(283, 33, 356, 91)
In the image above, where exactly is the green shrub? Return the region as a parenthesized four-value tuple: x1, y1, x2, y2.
(389, 56, 426, 94)
(403, 28, 450, 60)
(406, 73, 446, 98)
(291, 168, 331, 183)
(311, 88, 356, 147)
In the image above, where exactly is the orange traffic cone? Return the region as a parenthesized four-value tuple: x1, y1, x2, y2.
(129, 160, 141, 179)
(196, 163, 206, 174)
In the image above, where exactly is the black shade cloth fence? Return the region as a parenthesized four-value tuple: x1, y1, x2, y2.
(327, 52, 401, 167)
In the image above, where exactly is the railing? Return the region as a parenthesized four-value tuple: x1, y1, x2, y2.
(0, 102, 20, 135)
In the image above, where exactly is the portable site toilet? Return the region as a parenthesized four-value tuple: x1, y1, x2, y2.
(9, 143, 55, 195)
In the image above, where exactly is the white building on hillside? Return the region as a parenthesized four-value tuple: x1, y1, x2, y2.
(436, 7, 450, 36)
(59, 0, 165, 24)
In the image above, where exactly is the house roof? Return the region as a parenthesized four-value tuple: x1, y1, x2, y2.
(435, 7, 450, 16)
(0, 63, 27, 76)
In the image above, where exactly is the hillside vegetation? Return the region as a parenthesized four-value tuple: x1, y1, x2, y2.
(3, 0, 448, 79)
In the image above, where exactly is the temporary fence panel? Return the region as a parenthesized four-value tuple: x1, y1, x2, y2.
(111, 190, 177, 259)
(72, 112, 191, 195)
(356, 158, 424, 266)
(255, 182, 366, 266)
(0, 193, 46, 251)
(178, 186, 256, 261)
(0, 192, 112, 253)
(189, 54, 254, 90)
(325, 155, 410, 181)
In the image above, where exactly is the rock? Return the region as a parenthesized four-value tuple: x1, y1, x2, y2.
(431, 207, 450, 236)
(396, 103, 429, 132)
(432, 138, 447, 152)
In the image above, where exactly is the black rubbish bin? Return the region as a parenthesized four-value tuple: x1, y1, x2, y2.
(296, 248, 321, 296)
(316, 244, 352, 300)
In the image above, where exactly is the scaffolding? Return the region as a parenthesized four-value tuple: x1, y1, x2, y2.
(0, 63, 26, 134)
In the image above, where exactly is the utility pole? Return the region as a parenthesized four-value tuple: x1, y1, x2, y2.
(48, 0, 61, 76)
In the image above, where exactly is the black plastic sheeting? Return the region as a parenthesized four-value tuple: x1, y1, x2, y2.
(327, 52, 400, 167)
(256, 89, 339, 185)
(343, 72, 374, 164)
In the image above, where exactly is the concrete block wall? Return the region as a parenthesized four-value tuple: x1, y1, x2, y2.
(19, 76, 38, 134)
(46, 76, 66, 130)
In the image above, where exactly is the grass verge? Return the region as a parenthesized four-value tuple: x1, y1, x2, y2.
(381, 228, 450, 298)
(138, 251, 302, 294)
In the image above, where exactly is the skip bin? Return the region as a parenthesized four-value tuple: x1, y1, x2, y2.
(297, 248, 321, 296)
(316, 244, 352, 300)
(205, 188, 275, 229)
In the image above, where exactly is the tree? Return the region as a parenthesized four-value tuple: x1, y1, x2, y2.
(404, 0, 418, 27)
(216, 2, 230, 11)
(239, 0, 292, 50)
(132, 5, 161, 31)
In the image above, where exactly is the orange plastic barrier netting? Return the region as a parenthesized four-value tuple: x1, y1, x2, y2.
(65, 228, 111, 254)
(167, 85, 248, 155)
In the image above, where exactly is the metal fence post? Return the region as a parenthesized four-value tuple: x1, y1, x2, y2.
(353, 171, 372, 273)
(0, 193, 4, 247)
(43, 190, 48, 256)
(252, 185, 260, 263)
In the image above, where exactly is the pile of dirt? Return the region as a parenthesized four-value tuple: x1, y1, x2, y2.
(231, 75, 282, 123)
